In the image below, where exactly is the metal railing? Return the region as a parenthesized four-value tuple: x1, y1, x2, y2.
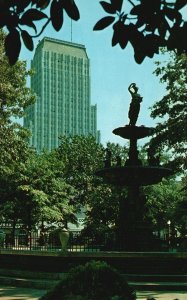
(0, 231, 105, 252)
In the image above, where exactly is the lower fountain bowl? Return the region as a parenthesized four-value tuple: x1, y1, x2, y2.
(95, 166, 173, 186)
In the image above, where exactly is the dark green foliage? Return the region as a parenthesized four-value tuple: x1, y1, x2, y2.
(1, 1, 187, 64)
(40, 260, 136, 300)
(0, 0, 80, 65)
(172, 175, 187, 236)
(50, 0, 63, 31)
(150, 52, 187, 172)
(94, 0, 187, 63)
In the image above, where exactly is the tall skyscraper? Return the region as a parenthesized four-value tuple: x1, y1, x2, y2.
(24, 37, 100, 152)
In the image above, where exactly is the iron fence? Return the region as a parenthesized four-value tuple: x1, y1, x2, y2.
(0, 227, 181, 252)
(0, 230, 105, 252)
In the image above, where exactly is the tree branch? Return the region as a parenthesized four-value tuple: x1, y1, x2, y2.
(31, 18, 51, 38)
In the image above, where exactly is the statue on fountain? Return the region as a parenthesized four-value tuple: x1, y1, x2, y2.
(128, 83, 143, 126)
(104, 148, 112, 168)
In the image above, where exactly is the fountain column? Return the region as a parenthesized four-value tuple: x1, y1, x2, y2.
(96, 83, 173, 251)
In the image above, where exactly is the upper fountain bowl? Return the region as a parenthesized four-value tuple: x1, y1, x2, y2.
(113, 125, 155, 140)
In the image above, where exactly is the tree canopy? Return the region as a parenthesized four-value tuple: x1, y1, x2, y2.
(0, 28, 35, 177)
(150, 52, 187, 173)
(1, 0, 187, 65)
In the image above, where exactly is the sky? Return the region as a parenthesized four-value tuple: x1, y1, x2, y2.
(20, 0, 167, 147)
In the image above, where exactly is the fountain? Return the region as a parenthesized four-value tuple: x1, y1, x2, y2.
(96, 84, 173, 251)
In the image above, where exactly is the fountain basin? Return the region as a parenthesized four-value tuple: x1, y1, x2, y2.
(96, 166, 173, 186)
(113, 126, 155, 140)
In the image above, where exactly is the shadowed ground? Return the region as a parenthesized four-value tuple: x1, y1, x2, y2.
(0, 286, 187, 300)
(0, 285, 47, 299)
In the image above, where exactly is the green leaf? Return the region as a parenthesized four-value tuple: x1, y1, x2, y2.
(21, 30, 34, 51)
(5, 29, 21, 65)
(50, 0, 63, 31)
(93, 16, 115, 31)
(62, 0, 80, 21)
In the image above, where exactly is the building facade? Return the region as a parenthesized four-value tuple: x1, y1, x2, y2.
(24, 37, 100, 152)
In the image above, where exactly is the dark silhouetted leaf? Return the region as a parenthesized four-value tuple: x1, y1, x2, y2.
(112, 30, 119, 46)
(19, 18, 37, 33)
(130, 4, 142, 15)
(112, 21, 129, 49)
(168, 22, 187, 53)
(167, 27, 178, 50)
(50, 0, 63, 31)
(0, 11, 11, 28)
(5, 29, 21, 65)
(21, 9, 47, 22)
(128, 24, 146, 63)
(164, 7, 180, 21)
(144, 34, 160, 57)
(136, 17, 146, 28)
(93, 16, 115, 31)
(134, 50, 146, 64)
(158, 17, 170, 38)
(175, 0, 187, 10)
(128, 24, 144, 47)
(36, 0, 50, 9)
(111, 0, 123, 12)
(100, 1, 116, 14)
(21, 30, 34, 51)
(16, 0, 31, 13)
(62, 0, 80, 21)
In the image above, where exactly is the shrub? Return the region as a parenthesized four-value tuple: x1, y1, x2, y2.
(40, 260, 136, 300)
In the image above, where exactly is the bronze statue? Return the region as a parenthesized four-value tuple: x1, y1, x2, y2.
(147, 146, 160, 166)
(116, 155, 122, 167)
(104, 148, 112, 168)
(128, 83, 143, 126)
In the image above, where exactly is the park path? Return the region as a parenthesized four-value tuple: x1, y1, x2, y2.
(0, 286, 187, 300)
(0, 285, 46, 299)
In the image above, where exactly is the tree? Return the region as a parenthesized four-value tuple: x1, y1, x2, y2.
(0, 29, 35, 177)
(56, 135, 104, 206)
(144, 178, 181, 234)
(1, 0, 187, 65)
(56, 136, 130, 242)
(0, 150, 79, 232)
(0, 28, 36, 227)
(150, 52, 187, 173)
(0, 28, 37, 234)
(172, 174, 187, 236)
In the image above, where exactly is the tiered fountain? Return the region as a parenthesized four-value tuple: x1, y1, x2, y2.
(96, 83, 173, 251)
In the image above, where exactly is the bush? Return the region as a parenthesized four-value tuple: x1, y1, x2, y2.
(40, 260, 136, 300)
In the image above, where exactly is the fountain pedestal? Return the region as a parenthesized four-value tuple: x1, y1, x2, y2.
(96, 85, 172, 251)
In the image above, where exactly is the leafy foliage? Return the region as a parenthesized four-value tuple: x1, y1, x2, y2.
(0, 29, 35, 177)
(150, 52, 187, 172)
(40, 260, 136, 300)
(172, 174, 187, 236)
(1, 1, 187, 64)
(144, 178, 181, 231)
(56, 135, 104, 205)
(94, 0, 187, 63)
(0, 0, 80, 65)
(0, 151, 78, 230)
(0, 29, 78, 230)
